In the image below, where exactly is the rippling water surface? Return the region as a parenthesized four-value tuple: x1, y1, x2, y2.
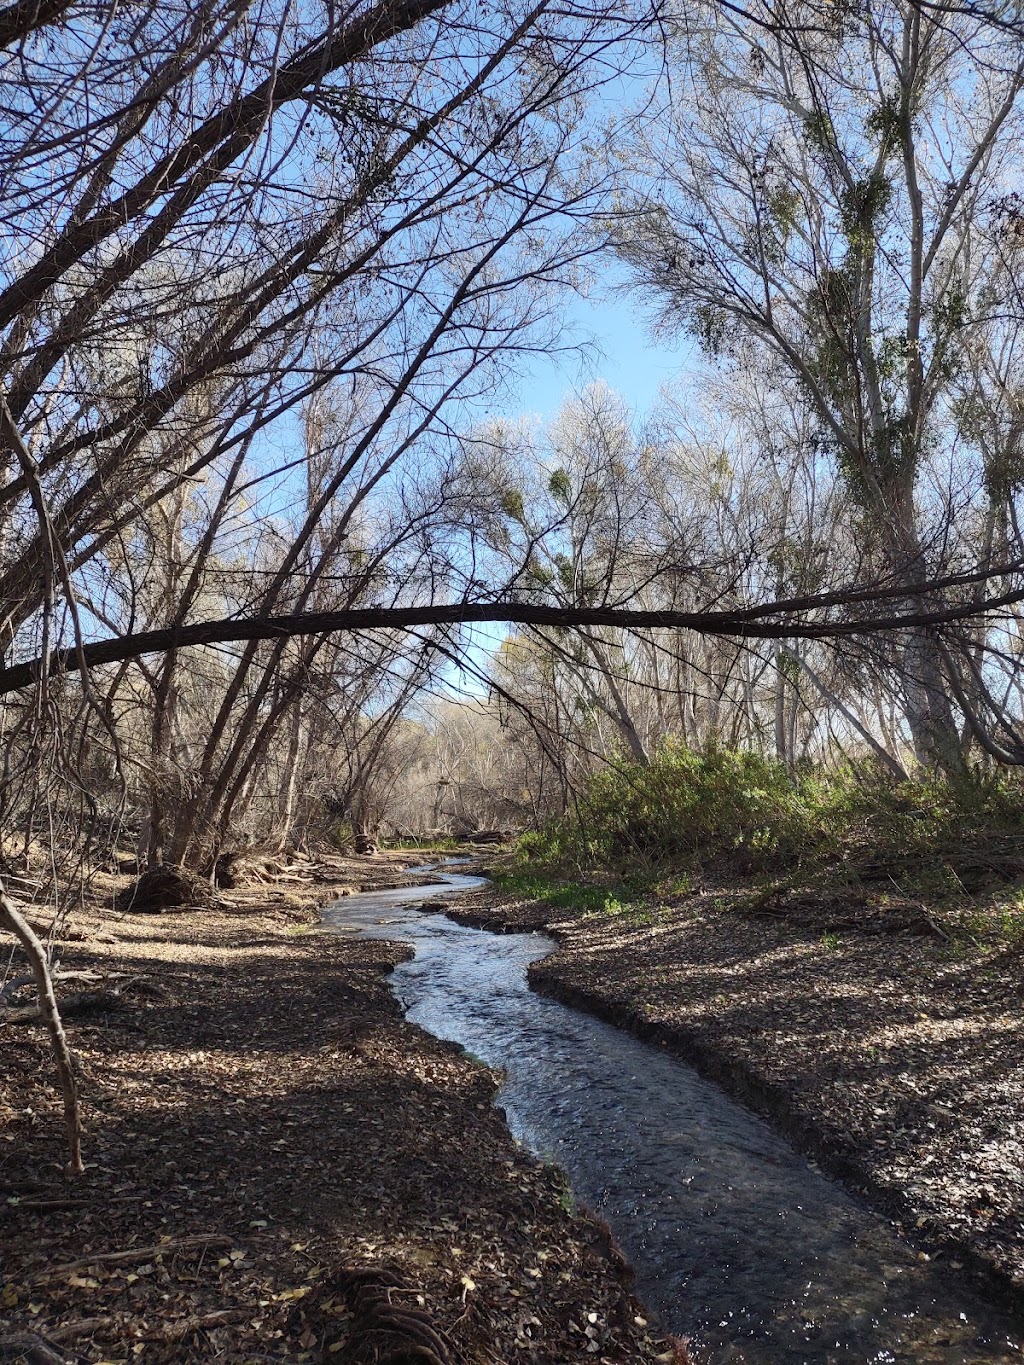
(325, 867, 1023, 1365)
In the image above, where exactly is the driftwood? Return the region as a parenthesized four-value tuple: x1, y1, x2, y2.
(141, 1308, 250, 1342)
(49, 1308, 251, 1347)
(214, 848, 317, 887)
(0, 914, 66, 940)
(0, 887, 82, 1175)
(2, 971, 149, 1025)
(46, 1319, 111, 1344)
(3, 989, 125, 1025)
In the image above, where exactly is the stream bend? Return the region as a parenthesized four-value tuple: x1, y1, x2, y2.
(325, 866, 1023, 1365)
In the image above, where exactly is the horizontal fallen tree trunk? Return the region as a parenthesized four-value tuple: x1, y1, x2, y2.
(3, 987, 125, 1025)
(2, 562, 1024, 694)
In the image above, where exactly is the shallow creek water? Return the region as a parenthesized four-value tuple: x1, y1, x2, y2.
(325, 866, 1023, 1365)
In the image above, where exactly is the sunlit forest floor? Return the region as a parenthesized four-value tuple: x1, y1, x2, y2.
(1, 854, 679, 1363)
(449, 871, 1024, 1314)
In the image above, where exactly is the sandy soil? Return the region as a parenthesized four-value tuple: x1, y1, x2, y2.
(0, 853, 685, 1364)
(444, 877, 1024, 1318)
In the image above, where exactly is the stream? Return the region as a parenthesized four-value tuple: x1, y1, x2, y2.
(324, 864, 1024, 1365)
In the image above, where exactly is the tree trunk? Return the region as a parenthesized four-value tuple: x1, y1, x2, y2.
(774, 647, 789, 765)
(145, 652, 178, 869)
(276, 701, 305, 853)
(885, 493, 966, 778)
(901, 625, 967, 776)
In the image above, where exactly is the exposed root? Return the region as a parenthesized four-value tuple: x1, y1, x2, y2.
(327, 1264, 455, 1364)
(114, 865, 214, 914)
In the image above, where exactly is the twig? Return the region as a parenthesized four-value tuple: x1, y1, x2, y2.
(142, 1308, 250, 1341)
(0, 915, 60, 941)
(46, 1319, 112, 1344)
(915, 908, 957, 944)
(7, 1198, 91, 1211)
(0, 1329, 87, 1363)
(34, 1234, 233, 1278)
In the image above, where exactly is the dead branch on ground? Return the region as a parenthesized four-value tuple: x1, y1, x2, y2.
(0, 884, 82, 1174)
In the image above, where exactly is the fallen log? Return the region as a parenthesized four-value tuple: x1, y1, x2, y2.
(3, 989, 126, 1025)
(46, 1318, 111, 1344)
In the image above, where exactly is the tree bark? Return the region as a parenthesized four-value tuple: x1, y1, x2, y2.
(277, 701, 306, 853)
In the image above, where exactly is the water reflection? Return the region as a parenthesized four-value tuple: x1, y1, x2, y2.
(325, 873, 1022, 1364)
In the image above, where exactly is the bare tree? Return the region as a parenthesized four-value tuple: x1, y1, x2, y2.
(612, 0, 1024, 772)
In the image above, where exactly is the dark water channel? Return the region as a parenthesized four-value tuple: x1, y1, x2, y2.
(325, 866, 1023, 1364)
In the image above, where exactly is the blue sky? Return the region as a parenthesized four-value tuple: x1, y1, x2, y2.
(497, 271, 692, 424)
(445, 272, 693, 697)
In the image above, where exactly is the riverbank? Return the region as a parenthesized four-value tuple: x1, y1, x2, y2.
(443, 876, 1024, 1319)
(1, 853, 682, 1363)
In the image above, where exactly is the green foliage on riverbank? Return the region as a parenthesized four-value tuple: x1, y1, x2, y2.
(489, 871, 636, 915)
(510, 743, 1024, 888)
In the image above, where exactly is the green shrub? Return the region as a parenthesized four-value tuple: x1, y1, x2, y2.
(511, 743, 1024, 883)
(491, 871, 619, 914)
(518, 743, 820, 874)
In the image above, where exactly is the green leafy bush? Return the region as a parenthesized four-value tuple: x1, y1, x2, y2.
(512, 743, 1024, 883)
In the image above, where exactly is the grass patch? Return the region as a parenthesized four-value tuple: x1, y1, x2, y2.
(954, 890, 1024, 950)
(491, 870, 628, 915)
(491, 869, 672, 927)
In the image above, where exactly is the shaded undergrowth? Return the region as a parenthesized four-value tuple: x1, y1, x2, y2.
(500, 745, 1024, 947)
